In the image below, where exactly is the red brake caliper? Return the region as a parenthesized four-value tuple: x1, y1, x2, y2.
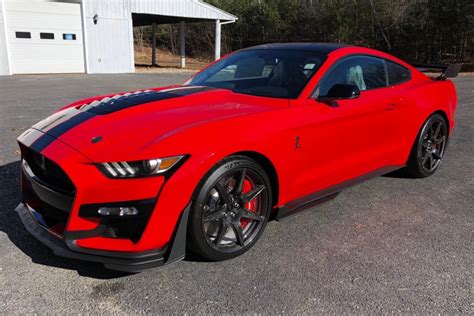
(241, 179, 258, 228)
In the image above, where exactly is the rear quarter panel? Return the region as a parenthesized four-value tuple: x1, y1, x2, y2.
(397, 77, 457, 164)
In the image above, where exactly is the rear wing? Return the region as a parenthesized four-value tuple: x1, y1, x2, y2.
(411, 63, 462, 80)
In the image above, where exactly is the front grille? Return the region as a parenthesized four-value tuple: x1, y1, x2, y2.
(19, 145, 76, 239)
(22, 173, 71, 238)
(21, 145, 75, 195)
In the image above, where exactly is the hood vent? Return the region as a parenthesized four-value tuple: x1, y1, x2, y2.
(78, 86, 214, 115)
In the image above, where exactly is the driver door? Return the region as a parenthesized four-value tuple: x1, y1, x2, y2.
(289, 55, 400, 197)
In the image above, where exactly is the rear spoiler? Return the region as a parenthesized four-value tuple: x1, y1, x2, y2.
(411, 63, 462, 80)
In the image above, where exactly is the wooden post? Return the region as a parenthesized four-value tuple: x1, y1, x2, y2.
(152, 23, 157, 66)
(180, 21, 186, 68)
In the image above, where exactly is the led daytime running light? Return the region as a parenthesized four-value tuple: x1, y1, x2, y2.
(99, 156, 184, 178)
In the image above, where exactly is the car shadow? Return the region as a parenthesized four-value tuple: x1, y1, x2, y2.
(383, 168, 417, 179)
(0, 161, 131, 279)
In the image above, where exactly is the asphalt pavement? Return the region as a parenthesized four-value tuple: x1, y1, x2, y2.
(0, 73, 472, 314)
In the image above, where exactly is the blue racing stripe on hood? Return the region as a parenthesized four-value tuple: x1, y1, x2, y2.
(30, 112, 95, 152)
(78, 86, 214, 115)
(26, 86, 214, 153)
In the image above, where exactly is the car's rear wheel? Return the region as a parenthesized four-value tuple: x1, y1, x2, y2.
(406, 114, 448, 178)
(188, 156, 272, 261)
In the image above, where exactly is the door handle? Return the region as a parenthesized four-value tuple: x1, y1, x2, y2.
(385, 103, 398, 111)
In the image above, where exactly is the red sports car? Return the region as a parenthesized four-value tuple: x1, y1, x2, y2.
(16, 43, 458, 272)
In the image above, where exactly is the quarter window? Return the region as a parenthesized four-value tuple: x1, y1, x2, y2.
(386, 60, 410, 85)
(317, 56, 388, 97)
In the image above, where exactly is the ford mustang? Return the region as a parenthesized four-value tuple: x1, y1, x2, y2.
(16, 43, 459, 272)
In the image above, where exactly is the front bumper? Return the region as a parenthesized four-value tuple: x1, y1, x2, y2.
(16, 128, 195, 271)
(16, 202, 190, 272)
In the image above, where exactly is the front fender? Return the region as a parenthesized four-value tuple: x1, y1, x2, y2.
(142, 111, 297, 249)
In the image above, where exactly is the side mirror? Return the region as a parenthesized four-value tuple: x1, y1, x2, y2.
(317, 84, 360, 102)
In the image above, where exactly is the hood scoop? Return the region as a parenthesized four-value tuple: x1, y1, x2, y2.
(77, 86, 214, 115)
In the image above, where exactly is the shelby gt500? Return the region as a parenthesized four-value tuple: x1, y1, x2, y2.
(16, 43, 458, 272)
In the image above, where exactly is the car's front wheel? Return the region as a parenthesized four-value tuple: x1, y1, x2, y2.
(188, 156, 272, 261)
(406, 113, 448, 178)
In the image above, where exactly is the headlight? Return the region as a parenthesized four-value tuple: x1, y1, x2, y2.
(97, 156, 185, 178)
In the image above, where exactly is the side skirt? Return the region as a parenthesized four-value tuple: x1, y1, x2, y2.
(275, 165, 403, 220)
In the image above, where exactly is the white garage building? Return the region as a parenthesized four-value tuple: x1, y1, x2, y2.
(0, 0, 236, 75)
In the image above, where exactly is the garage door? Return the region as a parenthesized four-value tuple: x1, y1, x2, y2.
(5, 1, 85, 74)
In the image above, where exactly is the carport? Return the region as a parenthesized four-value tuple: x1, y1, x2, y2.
(0, 0, 237, 75)
(131, 1, 237, 69)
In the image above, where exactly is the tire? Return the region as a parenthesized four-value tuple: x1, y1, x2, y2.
(188, 156, 272, 261)
(405, 114, 448, 178)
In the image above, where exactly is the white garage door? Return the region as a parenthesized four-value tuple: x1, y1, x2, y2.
(5, 1, 85, 74)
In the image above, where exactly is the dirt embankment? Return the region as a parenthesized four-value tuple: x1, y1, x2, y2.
(135, 46, 210, 73)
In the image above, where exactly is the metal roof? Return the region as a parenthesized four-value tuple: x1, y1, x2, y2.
(243, 43, 349, 55)
(131, 0, 237, 24)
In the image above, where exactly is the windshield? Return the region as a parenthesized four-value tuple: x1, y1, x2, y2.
(188, 49, 326, 99)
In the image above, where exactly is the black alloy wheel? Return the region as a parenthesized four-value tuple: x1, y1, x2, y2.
(188, 156, 272, 261)
(407, 114, 448, 178)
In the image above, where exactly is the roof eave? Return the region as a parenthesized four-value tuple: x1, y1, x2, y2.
(195, 0, 237, 22)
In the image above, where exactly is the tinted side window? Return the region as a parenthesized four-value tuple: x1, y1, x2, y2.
(386, 60, 410, 85)
(318, 56, 387, 97)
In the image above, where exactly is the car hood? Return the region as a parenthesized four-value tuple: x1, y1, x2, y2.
(31, 86, 281, 162)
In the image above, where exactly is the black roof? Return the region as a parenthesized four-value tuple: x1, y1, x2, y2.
(242, 43, 349, 55)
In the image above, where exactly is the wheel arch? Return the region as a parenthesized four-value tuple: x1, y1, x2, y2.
(231, 151, 280, 207)
(432, 110, 450, 136)
(404, 109, 450, 167)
